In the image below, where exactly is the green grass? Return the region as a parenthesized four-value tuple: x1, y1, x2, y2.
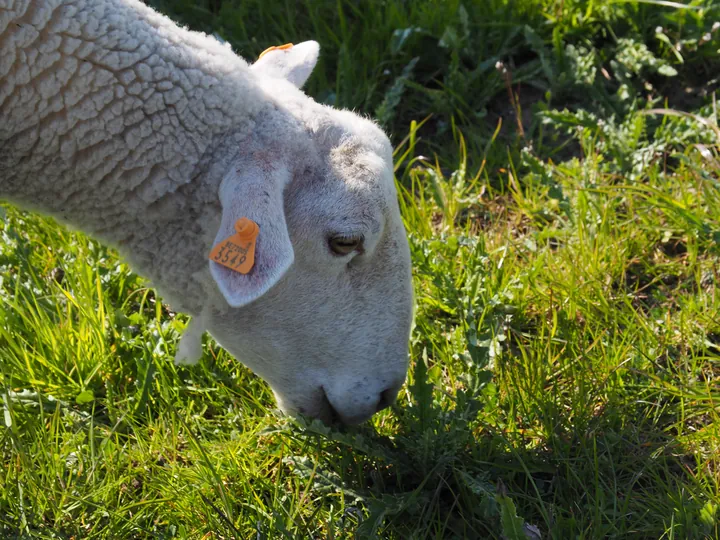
(2, 0, 720, 538)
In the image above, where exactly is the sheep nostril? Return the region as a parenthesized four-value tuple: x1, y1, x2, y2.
(376, 387, 399, 413)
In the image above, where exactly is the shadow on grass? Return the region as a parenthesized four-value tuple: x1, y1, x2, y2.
(279, 352, 717, 539)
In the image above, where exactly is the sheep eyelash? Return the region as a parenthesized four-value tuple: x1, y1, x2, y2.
(327, 234, 365, 256)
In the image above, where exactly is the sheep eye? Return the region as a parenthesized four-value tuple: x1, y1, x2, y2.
(329, 235, 363, 256)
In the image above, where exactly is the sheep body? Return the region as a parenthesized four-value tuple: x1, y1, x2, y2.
(1, 0, 268, 313)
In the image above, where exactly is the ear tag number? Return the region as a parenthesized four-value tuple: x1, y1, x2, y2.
(209, 218, 259, 274)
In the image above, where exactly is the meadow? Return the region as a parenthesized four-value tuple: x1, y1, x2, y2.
(1, 0, 719, 537)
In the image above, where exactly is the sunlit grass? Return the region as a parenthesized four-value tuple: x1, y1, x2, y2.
(2, 0, 720, 537)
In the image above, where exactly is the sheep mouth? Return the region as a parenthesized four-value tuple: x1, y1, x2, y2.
(320, 386, 342, 425)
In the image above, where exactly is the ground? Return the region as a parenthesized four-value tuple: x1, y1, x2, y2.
(1, 0, 719, 538)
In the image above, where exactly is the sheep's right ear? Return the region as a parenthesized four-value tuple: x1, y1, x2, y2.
(209, 160, 294, 308)
(250, 41, 320, 88)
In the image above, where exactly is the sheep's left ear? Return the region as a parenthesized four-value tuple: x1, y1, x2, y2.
(250, 41, 319, 88)
(209, 159, 294, 308)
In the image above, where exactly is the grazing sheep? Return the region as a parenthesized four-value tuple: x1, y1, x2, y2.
(0, 0, 413, 425)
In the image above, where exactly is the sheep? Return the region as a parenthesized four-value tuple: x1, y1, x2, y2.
(0, 0, 413, 425)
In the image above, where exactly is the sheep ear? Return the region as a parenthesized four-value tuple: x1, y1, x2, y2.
(251, 41, 319, 88)
(209, 160, 294, 308)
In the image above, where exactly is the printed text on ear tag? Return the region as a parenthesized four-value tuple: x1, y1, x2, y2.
(258, 43, 293, 59)
(209, 218, 259, 274)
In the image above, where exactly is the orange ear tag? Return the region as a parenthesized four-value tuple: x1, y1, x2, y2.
(209, 218, 259, 274)
(258, 43, 294, 59)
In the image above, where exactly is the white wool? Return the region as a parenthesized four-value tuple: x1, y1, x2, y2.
(0, 0, 413, 425)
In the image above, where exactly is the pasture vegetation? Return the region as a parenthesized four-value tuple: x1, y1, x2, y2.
(1, 0, 719, 537)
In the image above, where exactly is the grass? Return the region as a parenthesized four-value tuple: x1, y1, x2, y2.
(1, 0, 720, 537)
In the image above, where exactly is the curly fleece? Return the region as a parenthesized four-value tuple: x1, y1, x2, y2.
(0, 0, 273, 312)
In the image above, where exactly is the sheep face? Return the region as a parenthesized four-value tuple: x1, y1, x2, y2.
(208, 142, 412, 424)
(202, 43, 413, 425)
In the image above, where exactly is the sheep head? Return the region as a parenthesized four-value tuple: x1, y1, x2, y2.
(198, 42, 413, 425)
